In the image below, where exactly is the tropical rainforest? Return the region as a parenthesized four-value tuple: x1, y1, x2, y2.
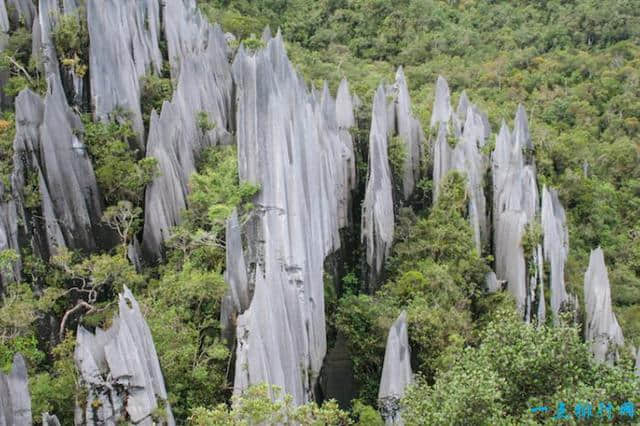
(0, 0, 639, 425)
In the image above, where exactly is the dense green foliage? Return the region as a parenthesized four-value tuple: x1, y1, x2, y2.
(403, 307, 640, 425)
(81, 116, 158, 205)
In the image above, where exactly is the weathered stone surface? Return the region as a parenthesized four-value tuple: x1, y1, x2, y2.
(220, 209, 250, 342)
(232, 34, 355, 405)
(429, 76, 489, 250)
(542, 185, 570, 321)
(389, 67, 424, 199)
(7, 0, 35, 28)
(0, 353, 32, 426)
(0, 182, 20, 288)
(87, 0, 162, 146)
(75, 286, 174, 425)
(142, 0, 232, 261)
(11, 76, 102, 259)
(361, 85, 394, 285)
(0, 1, 8, 32)
(378, 311, 412, 426)
(492, 106, 540, 315)
(584, 247, 624, 364)
(42, 413, 61, 426)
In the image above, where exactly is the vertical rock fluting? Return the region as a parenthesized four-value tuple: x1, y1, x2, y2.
(361, 85, 394, 286)
(429, 76, 490, 251)
(0, 353, 32, 426)
(389, 67, 424, 199)
(142, 0, 232, 261)
(87, 0, 162, 146)
(74, 286, 174, 425)
(231, 33, 355, 404)
(0, 182, 19, 288)
(583, 247, 624, 364)
(378, 311, 412, 426)
(492, 107, 540, 316)
(541, 185, 570, 321)
(11, 78, 102, 258)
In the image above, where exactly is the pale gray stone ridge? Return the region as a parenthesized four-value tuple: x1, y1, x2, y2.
(232, 33, 355, 405)
(541, 185, 570, 322)
(583, 247, 624, 364)
(74, 286, 174, 426)
(492, 106, 540, 315)
(142, 1, 232, 260)
(429, 76, 490, 250)
(361, 85, 394, 285)
(221, 209, 250, 342)
(485, 271, 500, 293)
(430, 75, 452, 128)
(0, 353, 32, 426)
(389, 67, 424, 199)
(87, 0, 162, 147)
(42, 413, 61, 426)
(11, 78, 102, 258)
(7, 0, 35, 28)
(0, 1, 8, 32)
(378, 311, 412, 426)
(0, 182, 20, 288)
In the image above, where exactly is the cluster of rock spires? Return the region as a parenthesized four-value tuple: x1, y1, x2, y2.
(230, 31, 356, 405)
(74, 286, 174, 425)
(361, 68, 425, 286)
(0, 0, 635, 422)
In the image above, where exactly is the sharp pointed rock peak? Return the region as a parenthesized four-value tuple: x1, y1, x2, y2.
(430, 75, 452, 128)
(74, 286, 175, 425)
(378, 311, 412, 425)
(361, 84, 394, 286)
(231, 34, 355, 404)
(390, 66, 424, 199)
(541, 185, 570, 321)
(0, 353, 32, 426)
(142, 0, 233, 261)
(584, 247, 624, 364)
(87, 0, 162, 147)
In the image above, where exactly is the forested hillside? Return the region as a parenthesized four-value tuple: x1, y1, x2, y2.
(0, 0, 638, 425)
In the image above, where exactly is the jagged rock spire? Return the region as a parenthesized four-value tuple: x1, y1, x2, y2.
(142, 1, 232, 261)
(0, 353, 32, 426)
(378, 311, 412, 425)
(87, 0, 162, 146)
(584, 248, 624, 364)
(361, 85, 394, 286)
(74, 286, 175, 425)
(541, 185, 570, 321)
(231, 33, 355, 405)
(390, 66, 424, 199)
(429, 76, 489, 251)
(492, 106, 541, 316)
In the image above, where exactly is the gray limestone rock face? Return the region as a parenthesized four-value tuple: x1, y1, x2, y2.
(142, 0, 232, 261)
(42, 413, 61, 426)
(7, 0, 35, 28)
(232, 33, 355, 405)
(74, 286, 174, 425)
(11, 79, 102, 258)
(0, 182, 20, 288)
(220, 209, 250, 342)
(541, 185, 570, 321)
(0, 353, 32, 426)
(429, 76, 489, 251)
(492, 106, 541, 316)
(0, 1, 8, 32)
(378, 311, 412, 426)
(389, 67, 424, 199)
(361, 85, 394, 286)
(87, 0, 162, 146)
(583, 247, 624, 364)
